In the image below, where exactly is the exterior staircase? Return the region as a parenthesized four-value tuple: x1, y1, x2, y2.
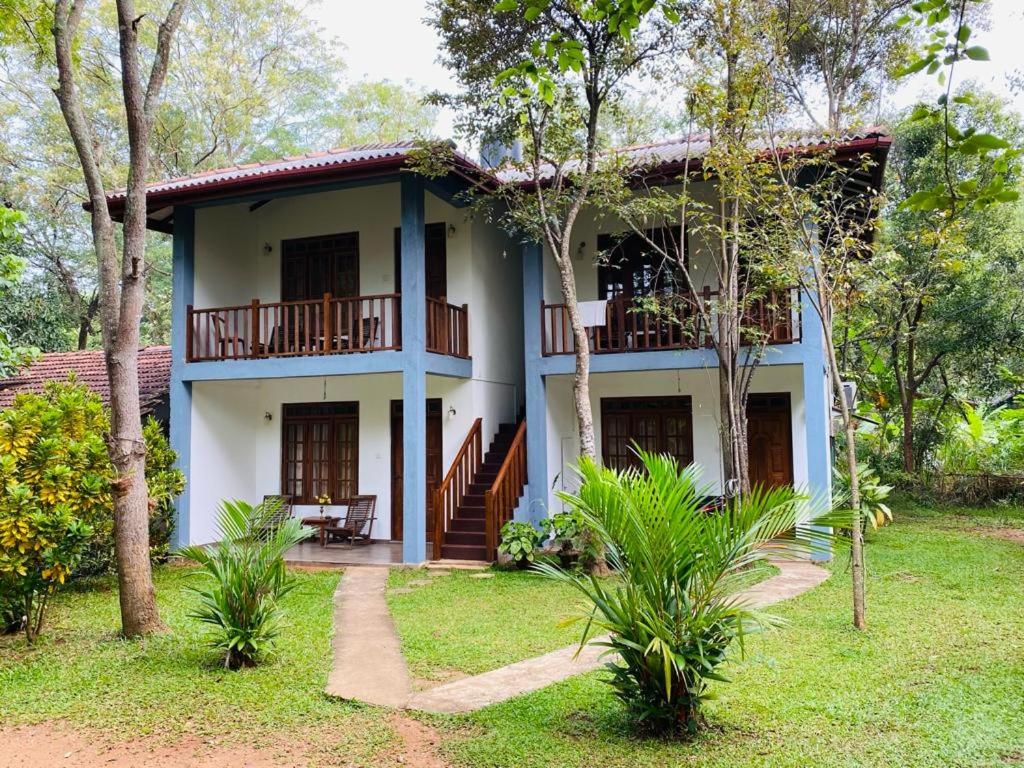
(438, 421, 522, 561)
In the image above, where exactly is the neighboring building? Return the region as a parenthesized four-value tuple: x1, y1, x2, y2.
(107, 133, 890, 564)
(0, 346, 172, 427)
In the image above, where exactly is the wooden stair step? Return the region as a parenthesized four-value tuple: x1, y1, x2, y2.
(441, 543, 488, 561)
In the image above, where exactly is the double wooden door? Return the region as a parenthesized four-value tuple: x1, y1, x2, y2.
(390, 399, 443, 541)
(746, 393, 794, 490)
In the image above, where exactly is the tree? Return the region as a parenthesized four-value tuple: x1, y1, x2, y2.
(430, 0, 679, 463)
(0, 204, 37, 373)
(48, 0, 189, 637)
(0, 0, 438, 352)
(857, 94, 1024, 472)
(776, 0, 915, 131)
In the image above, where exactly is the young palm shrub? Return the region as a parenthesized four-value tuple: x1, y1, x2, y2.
(180, 499, 310, 670)
(539, 451, 834, 733)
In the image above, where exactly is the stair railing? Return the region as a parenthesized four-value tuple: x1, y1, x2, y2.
(484, 420, 527, 561)
(432, 418, 483, 560)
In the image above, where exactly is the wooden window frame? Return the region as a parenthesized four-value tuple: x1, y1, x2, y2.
(281, 402, 359, 504)
(281, 231, 360, 302)
(597, 226, 688, 301)
(600, 396, 694, 471)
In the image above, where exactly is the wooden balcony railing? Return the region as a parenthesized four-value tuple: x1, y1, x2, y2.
(186, 293, 469, 362)
(484, 420, 527, 562)
(541, 287, 800, 356)
(426, 298, 469, 358)
(432, 418, 483, 561)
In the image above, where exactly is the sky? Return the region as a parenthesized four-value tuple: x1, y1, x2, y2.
(308, 0, 1024, 145)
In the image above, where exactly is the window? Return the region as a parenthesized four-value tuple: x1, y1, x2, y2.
(601, 397, 694, 471)
(281, 232, 359, 301)
(281, 402, 358, 503)
(597, 227, 686, 300)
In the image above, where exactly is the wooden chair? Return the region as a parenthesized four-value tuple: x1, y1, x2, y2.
(324, 495, 377, 546)
(259, 494, 294, 539)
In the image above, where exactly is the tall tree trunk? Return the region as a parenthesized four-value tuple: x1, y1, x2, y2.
(52, 0, 187, 638)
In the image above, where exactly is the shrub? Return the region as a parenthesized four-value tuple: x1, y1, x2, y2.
(497, 520, 543, 568)
(540, 451, 833, 734)
(833, 462, 894, 532)
(179, 498, 310, 670)
(0, 505, 92, 642)
(0, 379, 185, 577)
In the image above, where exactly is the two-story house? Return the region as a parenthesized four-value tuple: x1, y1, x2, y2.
(108, 131, 890, 565)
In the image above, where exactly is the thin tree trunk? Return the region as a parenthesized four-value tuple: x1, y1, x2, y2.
(820, 286, 866, 630)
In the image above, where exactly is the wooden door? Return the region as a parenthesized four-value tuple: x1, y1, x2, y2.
(390, 399, 443, 541)
(393, 222, 448, 299)
(746, 393, 794, 490)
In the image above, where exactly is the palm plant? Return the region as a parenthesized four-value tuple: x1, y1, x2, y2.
(538, 451, 834, 733)
(180, 498, 310, 670)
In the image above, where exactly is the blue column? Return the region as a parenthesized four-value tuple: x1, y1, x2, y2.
(801, 286, 832, 561)
(170, 206, 194, 549)
(400, 175, 427, 563)
(522, 242, 548, 525)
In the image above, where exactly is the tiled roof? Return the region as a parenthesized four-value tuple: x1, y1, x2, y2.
(495, 127, 892, 182)
(107, 141, 485, 205)
(0, 346, 171, 413)
(108, 129, 890, 210)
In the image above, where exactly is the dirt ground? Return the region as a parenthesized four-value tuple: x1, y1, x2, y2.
(0, 715, 451, 768)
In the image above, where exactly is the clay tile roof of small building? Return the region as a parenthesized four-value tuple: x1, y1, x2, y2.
(0, 346, 171, 414)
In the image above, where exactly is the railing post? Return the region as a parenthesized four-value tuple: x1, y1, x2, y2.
(432, 488, 442, 560)
(322, 292, 331, 353)
(461, 303, 468, 358)
(185, 304, 194, 362)
(702, 285, 713, 348)
(540, 300, 547, 356)
(484, 490, 495, 562)
(250, 299, 260, 359)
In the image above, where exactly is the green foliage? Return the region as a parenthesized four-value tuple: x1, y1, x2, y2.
(834, 463, 894, 532)
(0, 506, 92, 643)
(540, 452, 833, 733)
(538, 509, 584, 549)
(179, 499, 311, 670)
(0, 205, 37, 374)
(498, 520, 543, 567)
(897, 0, 1020, 212)
(931, 402, 1024, 476)
(0, 379, 184, 576)
(143, 417, 187, 562)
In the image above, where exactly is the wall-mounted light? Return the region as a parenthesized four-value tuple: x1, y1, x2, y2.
(264, 411, 273, 422)
(263, 242, 273, 254)
(447, 223, 457, 238)
(448, 405, 457, 418)
(576, 240, 587, 260)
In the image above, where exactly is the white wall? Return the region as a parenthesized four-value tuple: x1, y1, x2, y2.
(193, 183, 470, 307)
(540, 181, 720, 303)
(542, 365, 809, 515)
(188, 371, 519, 545)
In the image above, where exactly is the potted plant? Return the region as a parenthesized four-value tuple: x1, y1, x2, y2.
(539, 511, 586, 568)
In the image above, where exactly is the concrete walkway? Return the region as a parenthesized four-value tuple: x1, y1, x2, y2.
(324, 566, 411, 707)
(326, 559, 829, 714)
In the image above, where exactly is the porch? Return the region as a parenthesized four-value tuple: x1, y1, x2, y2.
(285, 539, 403, 567)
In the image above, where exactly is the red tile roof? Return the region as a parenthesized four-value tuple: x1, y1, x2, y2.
(105, 130, 891, 216)
(0, 346, 171, 413)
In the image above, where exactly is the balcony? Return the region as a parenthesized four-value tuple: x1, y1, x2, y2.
(540, 287, 800, 356)
(186, 294, 469, 362)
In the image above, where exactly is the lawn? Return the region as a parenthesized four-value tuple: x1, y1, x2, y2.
(2, 502, 1023, 768)
(386, 567, 584, 683)
(0, 566, 395, 764)
(412, 500, 1024, 768)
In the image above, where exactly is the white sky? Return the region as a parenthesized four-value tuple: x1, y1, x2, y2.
(308, 0, 1024, 145)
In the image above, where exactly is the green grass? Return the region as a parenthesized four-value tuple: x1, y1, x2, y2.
(417, 503, 1024, 768)
(0, 566, 393, 762)
(3, 504, 1023, 767)
(386, 567, 585, 682)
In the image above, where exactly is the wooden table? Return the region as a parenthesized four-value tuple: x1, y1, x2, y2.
(300, 515, 341, 547)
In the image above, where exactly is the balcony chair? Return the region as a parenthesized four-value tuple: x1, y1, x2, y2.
(258, 494, 294, 539)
